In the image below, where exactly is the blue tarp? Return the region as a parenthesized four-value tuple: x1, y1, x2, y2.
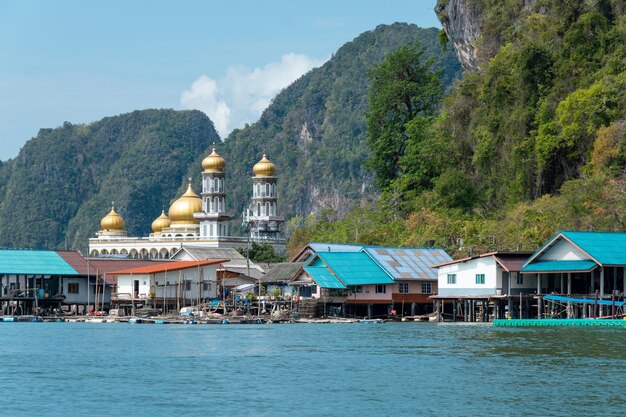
(544, 294, 625, 306)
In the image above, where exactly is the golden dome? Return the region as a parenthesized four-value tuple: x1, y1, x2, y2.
(168, 183, 202, 225)
(202, 147, 226, 173)
(253, 154, 276, 177)
(151, 209, 171, 233)
(100, 206, 125, 232)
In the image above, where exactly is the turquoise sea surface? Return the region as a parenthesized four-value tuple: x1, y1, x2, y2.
(0, 322, 624, 416)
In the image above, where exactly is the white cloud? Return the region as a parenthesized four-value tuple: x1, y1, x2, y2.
(180, 53, 325, 138)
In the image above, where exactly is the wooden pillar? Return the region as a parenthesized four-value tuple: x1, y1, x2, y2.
(567, 273, 572, 295)
(452, 299, 457, 322)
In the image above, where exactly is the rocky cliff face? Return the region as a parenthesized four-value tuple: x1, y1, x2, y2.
(436, 0, 539, 71)
(435, 0, 484, 71)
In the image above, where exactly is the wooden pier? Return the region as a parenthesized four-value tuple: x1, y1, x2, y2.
(494, 318, 626, 327)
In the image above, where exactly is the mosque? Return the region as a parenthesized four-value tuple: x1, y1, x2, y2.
(88, 149, 285, 259)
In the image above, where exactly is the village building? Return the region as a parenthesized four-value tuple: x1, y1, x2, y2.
(431, 252, 534, 321)
(290, 243, 451, 317)
(88, 149, 286, 258)
(261, 262, 304, 296)
(520, 231, 626, 318)
(109, 259, 224, 314)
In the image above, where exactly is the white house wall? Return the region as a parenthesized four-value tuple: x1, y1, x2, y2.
(539, 238, 590, 261)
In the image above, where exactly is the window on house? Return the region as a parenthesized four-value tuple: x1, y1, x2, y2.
(349, 285, 363, 293)
(447, 274, 457, 284)
(375, 285, 386, 294)
(310, 285, 317, 294)
(185, 281, 191, 291)
(68, 283, 79, 294)
(398, 282, 409, 293)
(203, 282, 211, 291)
(476, 274, 485, 284)
(516, 274, 524, 285)
(422, 282, 432, 294)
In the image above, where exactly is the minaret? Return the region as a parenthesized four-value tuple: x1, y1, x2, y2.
(247, 154, 284, 240)
(195, 147, 233, 238)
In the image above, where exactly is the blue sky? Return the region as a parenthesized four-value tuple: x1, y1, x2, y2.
(0, 0, 440, 160)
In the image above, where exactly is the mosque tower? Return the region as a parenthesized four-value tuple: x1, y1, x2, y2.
(194, 147, 234, 238)
(245, 154, 284, 240)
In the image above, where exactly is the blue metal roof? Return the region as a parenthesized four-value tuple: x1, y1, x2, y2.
(314, 252, 394, 285)
(560, 231, 626, 265)
(521, 260, 597, 273)
(363, 247, 451, 280)
(0, 249, 79, 275)
(303, 266, 346, 289)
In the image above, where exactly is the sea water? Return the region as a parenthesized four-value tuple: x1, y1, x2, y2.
(0, 322, 624, 417)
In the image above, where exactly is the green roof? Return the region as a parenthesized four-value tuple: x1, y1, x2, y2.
(315, 252, 394, 285)
(0, 250, 79, 275)
(560, 231, 626, 265)
(303, 266, 346, 289)
(521, 260, 597, 273)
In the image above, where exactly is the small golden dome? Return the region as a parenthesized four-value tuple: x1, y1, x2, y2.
(100, 206, 125, 232)
(168, 183, 202, 225)
(151, 209, 171, 233)
(253, 154, 276, 177)
(202, 147, 226, 173)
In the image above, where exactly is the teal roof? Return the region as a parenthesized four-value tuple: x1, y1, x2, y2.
(521, 260, 597, 273)
(0, 250, 79, 275)
(303, 266, 346, 289)
(314, 252, 394, 285)
(560, 231, 626, 265)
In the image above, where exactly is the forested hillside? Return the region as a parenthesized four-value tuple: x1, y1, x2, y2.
(288, 1, 626, 257)
(219, 23, 461, 219)
(0, 110, 219, 250)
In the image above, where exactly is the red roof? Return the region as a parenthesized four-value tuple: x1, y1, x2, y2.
(109, 260, 227, 275)
(431, 252, 533, 271)
(55, 251, 172, 276)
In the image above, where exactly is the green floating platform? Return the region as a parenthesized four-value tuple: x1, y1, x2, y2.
(494, 319, 626, 327)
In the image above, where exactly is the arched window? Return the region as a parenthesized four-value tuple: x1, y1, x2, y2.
(272, 202, 276, 216)
(256, 183, 260, 197)
(209, 198, 214, 212)
(221, 197, 225, 212)
(272, 183, 276, 197)
(214, 177, 219, 193)
(214, 197, 219, 213)
(257, 202, 261, 216)
(266, 202, 270, 216)
(265, 183, 270, 196)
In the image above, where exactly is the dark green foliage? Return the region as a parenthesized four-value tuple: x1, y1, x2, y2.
(236, 242, 285, 263)
(219, 23, 460, 219)
(0, 109, 219, 251)
(366, 44, 443, 190)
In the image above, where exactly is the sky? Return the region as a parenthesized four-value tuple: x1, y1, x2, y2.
(0, 0, 441, 160)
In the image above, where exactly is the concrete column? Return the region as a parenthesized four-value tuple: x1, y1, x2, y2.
(367, 303, 372, 319)
(508, 296, 513, 319)
(410, 302, 416, 316)
(537, 274, 542, 294)
(560, 273, 564, 294)
(567, 273, 572, 295)
(435, 300, 441, 322)
(538, 296, 543, 319)
(600, 268, 605, 297)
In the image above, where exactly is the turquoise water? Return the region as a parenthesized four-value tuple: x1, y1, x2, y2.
(0, 323, 624, 416)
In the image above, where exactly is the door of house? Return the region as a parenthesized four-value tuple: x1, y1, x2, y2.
(133, 280, 139, 298)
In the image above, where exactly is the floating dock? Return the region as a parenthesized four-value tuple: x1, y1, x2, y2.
(494, 318, 626, 327)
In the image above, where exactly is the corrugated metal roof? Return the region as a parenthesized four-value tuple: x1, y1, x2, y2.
(315, 252, 394, 285)
(560, 231, 626, 265)
(174, 246, 245, 260)
(0, 249, 79, 275)
(303, 266, 346, 289)
(364, 247, 451, 280)
(262, 262, 305, 283)
(494, 253, 532, 272)
(110, 260, 225, 275)
(521, 260, 597, 273)
(309, 243, 364, 253)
